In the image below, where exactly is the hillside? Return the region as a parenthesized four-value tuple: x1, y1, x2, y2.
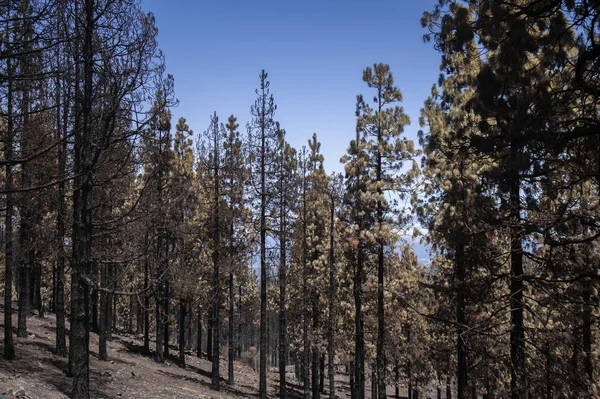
(0, 309, 392, 399)
(0, 309, 298, 399)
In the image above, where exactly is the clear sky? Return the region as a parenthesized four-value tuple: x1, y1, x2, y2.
(139, 0, 442, 175)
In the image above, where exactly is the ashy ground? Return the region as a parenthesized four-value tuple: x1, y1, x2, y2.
(0, 310, 380, 399)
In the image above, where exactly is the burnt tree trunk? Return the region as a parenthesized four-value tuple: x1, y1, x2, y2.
(178, 300, 186, 367)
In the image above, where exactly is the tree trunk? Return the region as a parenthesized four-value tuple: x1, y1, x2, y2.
(350, 362, 356, 399)
(155, 288, 164, 362)
(99, 262, 109, 361)
(17, 260, 30, 338)
(207, 307, 213, 362)
(179, 300, 186, 367)
(137, 295, 143, 335)
(407, 360, 412, 399)
(312, 348, 320, 399)
(583, 279, 593, 398)
(371, 365, 377, 399)
(354, 248, 365, 399)
(509, 161, 526, 399)
(164, 280, 170, 358)
(320, 354, 325, 394)
(90, 262, 98, 333)
(186, 302, 193, 350)
(456, 240, 468, 399)
(395, 362, 400, 399)
(197, 307, 203, 358)
(229, 272, 235, 385)
(143, 255, 150, 354)
(55, 73, 69, 354)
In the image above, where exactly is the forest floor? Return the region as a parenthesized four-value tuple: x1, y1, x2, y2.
(0, 309, 416, 399)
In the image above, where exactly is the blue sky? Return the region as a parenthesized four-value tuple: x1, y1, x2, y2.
(140, 0, 441, 174)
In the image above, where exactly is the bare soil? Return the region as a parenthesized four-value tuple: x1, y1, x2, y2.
(0, 310, 422, 399)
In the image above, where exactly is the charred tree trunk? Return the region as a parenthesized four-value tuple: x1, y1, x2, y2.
(583, 279, 593, 398)
(17, 259, 30, 338)
(312, 347, 320, 399)
(350, 362, 356, 399)
(90, 263, 98, 333)
(163, 280, 170, 359)
(207, 307, 213, 362)
(371, 365, 377, 399)
(229, 272, 235, 385)
(237, 284, 242, 359)
(99, 262, 109, 361)
(69, 1, 94, 396)
(186, 302, 193, 350)
(155, 288, 164, 362)
(456, 240, 468, 399)
(178, 300, 186, 367)
(196, 307, 202, 358)
(320, 354, 325, 394)
(509, 156, 526, 399)
(143, 254, 150, 354)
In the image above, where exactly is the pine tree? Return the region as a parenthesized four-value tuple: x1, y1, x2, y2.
(356, 63, 416, 399)
(248, 69, 278, 399)
(273, 123, 297, 397)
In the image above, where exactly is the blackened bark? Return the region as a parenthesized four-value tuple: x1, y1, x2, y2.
(69, 0, 94, 396)
(179, 300, 186, 367)
(583, 279, 593, 398)
(229, 272, 235, 385)
(90, 263, 98, 333)
(371, 365, 377, 399)
(196, 307, 202, 358)
(237, 284, 242, 359)
(456, 240, 468, 399)
(186, 302, 193, 350)
(312, 347, 320, 399)
(350, 362, 356, 399)
(319, 354, 325, 394)
(509, 160, 526, 399)
(164, 281, 170, 358)
(99, 262, 109, 361)
(155, 288, 164, 362)
(17, 261, 30, 337)
(207, 307, 213, 362)
(54, 67, 68, 356)
(143, 255, 150, 354)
